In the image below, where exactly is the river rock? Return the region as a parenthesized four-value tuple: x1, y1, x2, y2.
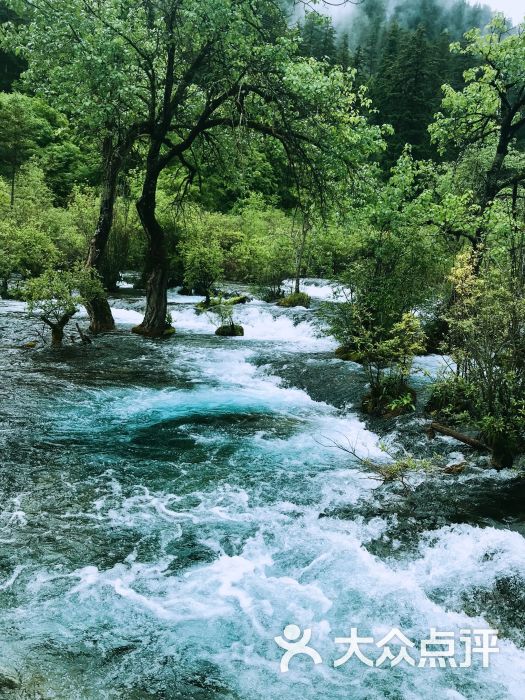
(215, 324, 244, 337)
(0, 666, 20, 690)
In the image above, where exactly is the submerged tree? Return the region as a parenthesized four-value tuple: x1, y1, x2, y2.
(5, 0, 150, 332)
(23, 267, 104, 347)
(122, 1, 384, 337)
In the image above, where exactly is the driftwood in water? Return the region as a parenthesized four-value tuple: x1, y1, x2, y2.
(426, 422, 491, 452)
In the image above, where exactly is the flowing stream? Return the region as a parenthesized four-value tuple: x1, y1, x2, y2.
(0, 284, 524, 699)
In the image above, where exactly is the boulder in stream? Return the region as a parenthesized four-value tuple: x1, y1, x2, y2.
(215, 323, 244, 337)
(0, 666, 20, 690)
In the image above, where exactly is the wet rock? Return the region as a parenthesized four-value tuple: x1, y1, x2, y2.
(334, 345, 363, 363)
(223, 295, 250, 305)
(324, 475, 525, 556)
(0, 666, 20, 690)
(166, 533, 216, 573)
(215, 324, 244, 337)
(462, 575, 525, 647)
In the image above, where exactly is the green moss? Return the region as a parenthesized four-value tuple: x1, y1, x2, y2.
(196, 295, 249, 313)
(215, 324, 244, 337)
(223, 295, 250, 306)
(276, 292, 311, 308)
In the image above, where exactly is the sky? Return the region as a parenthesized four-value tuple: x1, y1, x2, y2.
(319, 1, 524, 25)
(487, 0, 524, 23)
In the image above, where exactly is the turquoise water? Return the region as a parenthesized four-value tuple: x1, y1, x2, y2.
(1, 290, 524, 699)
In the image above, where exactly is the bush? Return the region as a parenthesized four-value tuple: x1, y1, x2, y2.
(334, 307, 426, 416)
(276, 292, 311, 308)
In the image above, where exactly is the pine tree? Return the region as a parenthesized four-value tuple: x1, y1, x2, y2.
(299, 11, 336, 63)
(337, 32, 351, 71)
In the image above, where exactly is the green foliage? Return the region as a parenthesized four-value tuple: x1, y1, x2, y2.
(387, 392, 416, 414)
(432, 250, 525, 453)
(298, 11, 336, 63)
(336, 306, 426, 416)
(23, 265, 105, 345)
(180, 208, 225, 299)
(0, 164, 86, 295)
(0, 92, 53, 202)
(327, 152, 452, 347)
(430, 16, 525, 155)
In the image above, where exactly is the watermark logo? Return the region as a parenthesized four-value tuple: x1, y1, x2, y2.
(274, 626, 499, 672)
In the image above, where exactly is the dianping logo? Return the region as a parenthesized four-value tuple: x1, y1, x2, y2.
(274, 625, 499, 672)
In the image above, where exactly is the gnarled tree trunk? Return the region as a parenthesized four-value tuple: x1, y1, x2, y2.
(85, 130, 140, 333)
(132, 160, 172, 337)
(42, 313, 75, 347)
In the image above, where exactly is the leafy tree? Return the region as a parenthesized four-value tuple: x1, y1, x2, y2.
(430, 15, 525, 253)
(180, 208, 224, 304)
(429, 249, 525, 465)
(5, 0, 150, 331)
(329, 152, 451, 341)
(0, 92, 53, 205)
(0, 163, 85, 296)
(23, 266, 104, 346)
(0, 4, 26, 91)
(120, 0, 385, 337)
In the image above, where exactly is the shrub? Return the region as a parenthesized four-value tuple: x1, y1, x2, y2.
(276, 292, 311, 308)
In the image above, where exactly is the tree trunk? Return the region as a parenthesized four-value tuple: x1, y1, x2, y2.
(132, 161, 172, 338)
(472, 112, 512, 260)
(51, 325, 65, 347)
(84, 296, 115, 334)
(294, 217, 310, 294)
(426, 422, 491, 452)
(44, 313, 74, 347)
(10, 163, 16, 208)
(84, 133, 140, 333)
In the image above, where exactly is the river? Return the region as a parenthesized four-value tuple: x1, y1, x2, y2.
(0, 282, 524, 699)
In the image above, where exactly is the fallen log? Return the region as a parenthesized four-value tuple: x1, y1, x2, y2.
(426, 422, 491, 452)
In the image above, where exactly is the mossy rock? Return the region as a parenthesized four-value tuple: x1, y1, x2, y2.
(276, 292, 311, 308)
(215, 324, 244, 337)
(223, 295, 250, 305)
(198, 295, 250, 312)
(131, 324, 175, 337)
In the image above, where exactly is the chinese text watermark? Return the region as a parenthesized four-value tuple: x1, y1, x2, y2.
(274, 626, 499, 672)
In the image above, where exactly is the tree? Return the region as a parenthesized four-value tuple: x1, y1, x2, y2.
(0, 93, 53, 205)
(123, 0, 384, 337)
(298, 11, 336, 63)
(336, 32, 351, 71)
(6, 0, 150, 332)
(180, 208, 224, 305)
(429, 248, 525, 465)
(0, 4, 26, 91)
(371, 23, 446, 164)
(430, 15, 525, 253)
(23, 267, 104, 346)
